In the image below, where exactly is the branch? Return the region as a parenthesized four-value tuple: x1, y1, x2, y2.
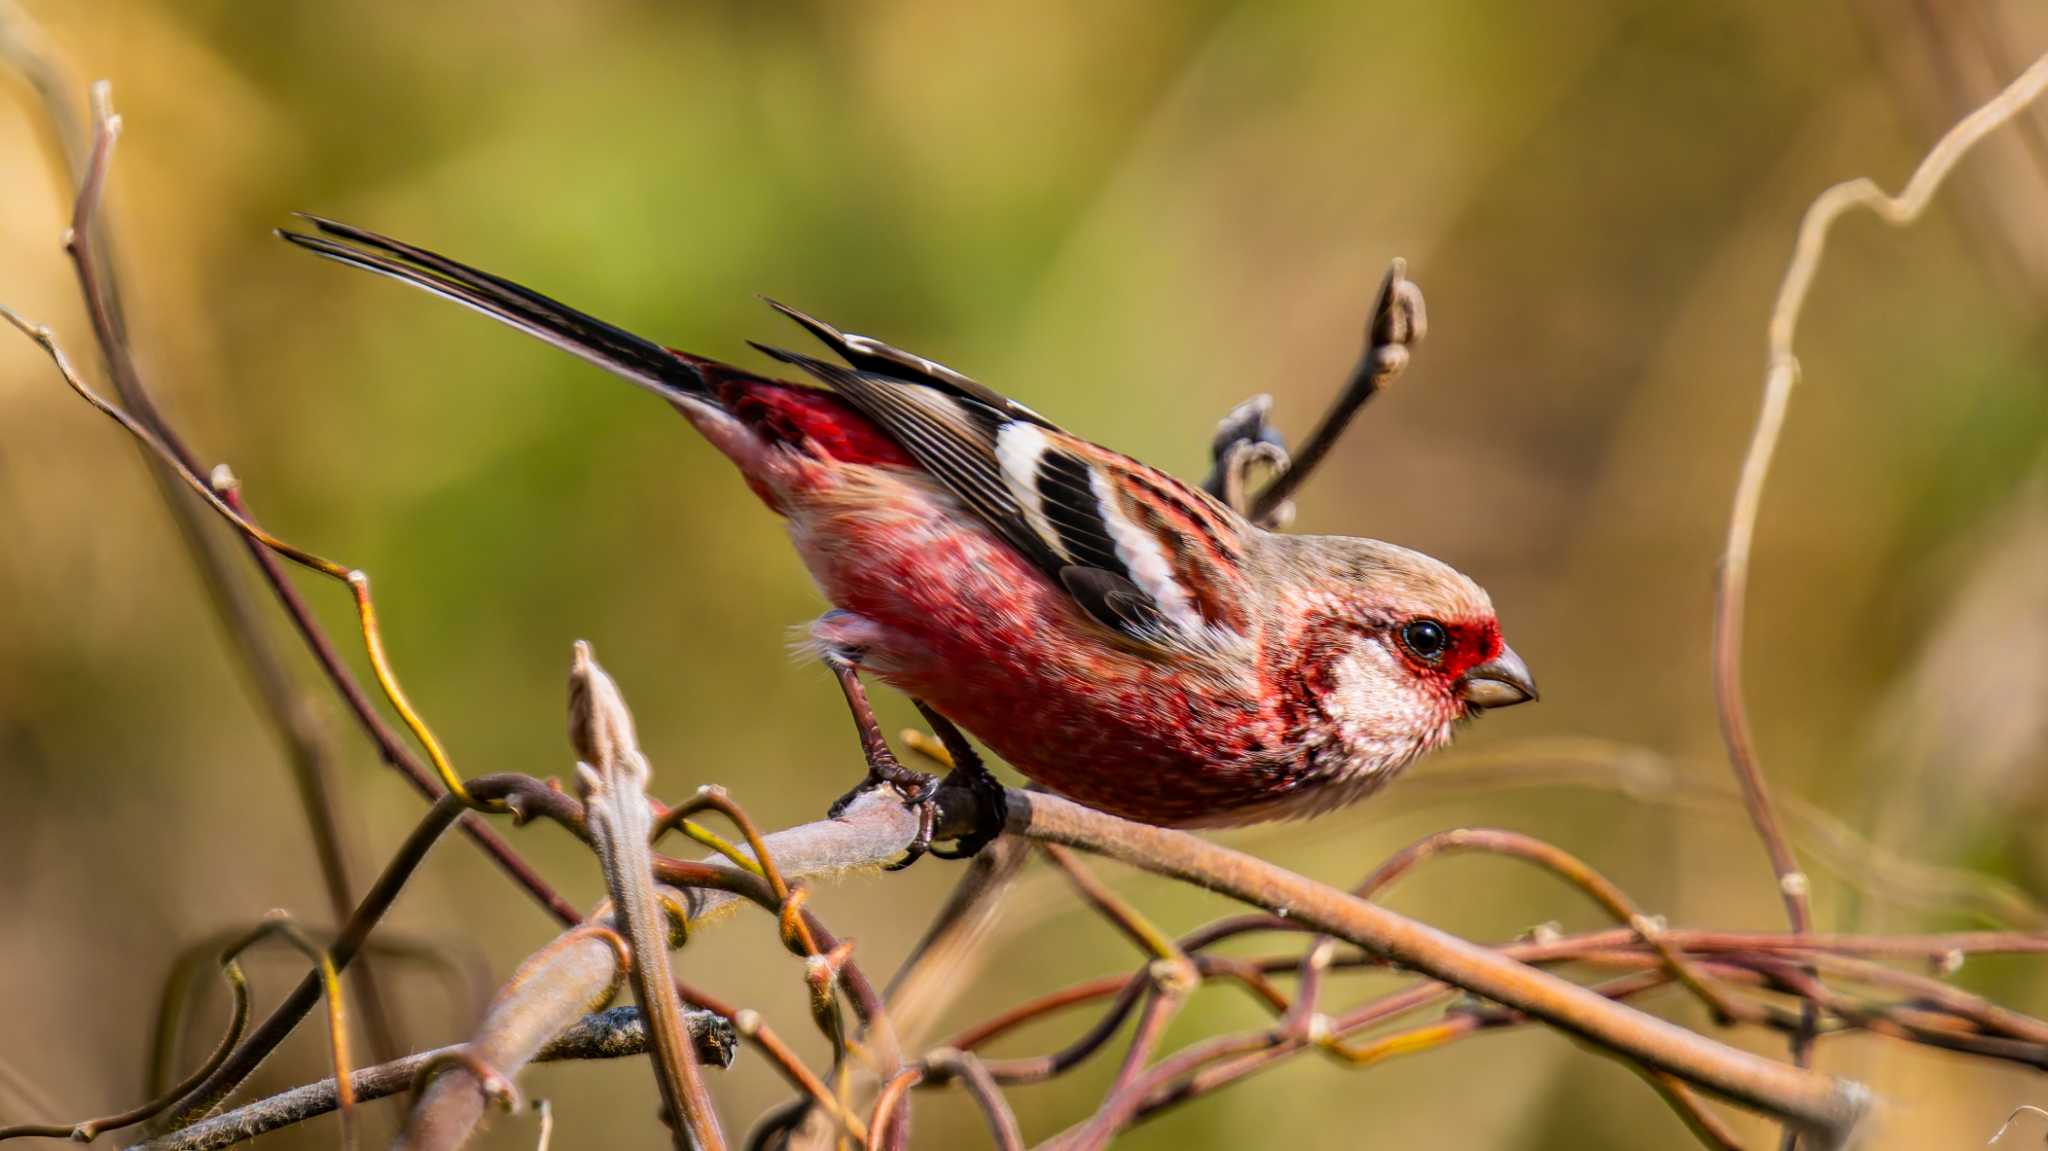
(0, 37, 407, 1054)
(127, 1008, 735, 1151)
(0, 38, 581, 928)
(1203, 259, 1426, 526)
(1713, 46, 2048, 1129)
(393, 923, 629, 1151)
(568, 644, 724, 1151)
(1008, 790, 1869, 1144)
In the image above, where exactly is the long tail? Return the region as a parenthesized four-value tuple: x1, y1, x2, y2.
(278, 215, 708, 403)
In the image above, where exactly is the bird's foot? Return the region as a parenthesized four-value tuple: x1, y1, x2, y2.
(912, 700, 1008, 862)
(926, 762, 1008, 860)
(828, 747, 941, 871)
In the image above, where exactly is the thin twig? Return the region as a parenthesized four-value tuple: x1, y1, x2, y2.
(920, 1050, 1023, 1151)
(1356, 827, 1742, 1024)
(217, 480, 582, 927)
(1714, 48, 2048, 1138)
(2, 61, 405, 1056)
(674, 986, 866, 1140)
(1243, 259, 1426, 524)
(1, 933, 254, 1143)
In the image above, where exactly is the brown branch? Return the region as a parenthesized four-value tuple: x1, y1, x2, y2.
(154, 776, 567, 1131)
(0, 47, 405, 1056)
(101, 774, 2040, 1151)
(1008, 790, 1868, 1143)
(394, 923, 630, 1151)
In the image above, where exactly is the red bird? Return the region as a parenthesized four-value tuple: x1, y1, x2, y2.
(282, 217, 1535, 857)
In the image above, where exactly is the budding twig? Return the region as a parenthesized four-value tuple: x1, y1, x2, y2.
(1221, 258, 1427, 527)
(568, 643, 726, 1151)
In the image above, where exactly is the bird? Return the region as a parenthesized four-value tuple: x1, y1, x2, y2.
(280, 216, 1536, 860)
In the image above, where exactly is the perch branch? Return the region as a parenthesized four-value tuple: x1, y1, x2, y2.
(117, 783, 2048, 1151)
(1008, 790, 1868, 1142)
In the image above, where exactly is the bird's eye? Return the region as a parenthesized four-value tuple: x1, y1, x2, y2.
(1400, 619, 1448, 662)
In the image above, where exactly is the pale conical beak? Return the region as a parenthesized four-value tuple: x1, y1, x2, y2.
(1458, 644, 1538, 709)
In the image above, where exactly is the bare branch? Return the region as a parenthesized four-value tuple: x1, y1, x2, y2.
(1204, 259, 1426, 526)
(1713, 47, 2048, 1134)
(1008, 790, 1869, 1143)
(123, 1008, 735, 1151)
(394, 924, 630, 1151)
(0, 40, 579, 927)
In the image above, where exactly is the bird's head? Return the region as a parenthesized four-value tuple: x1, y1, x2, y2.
(1266, 535, 1537, 774)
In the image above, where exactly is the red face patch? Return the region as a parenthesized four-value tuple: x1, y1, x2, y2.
(1395, 617, 1503, 682)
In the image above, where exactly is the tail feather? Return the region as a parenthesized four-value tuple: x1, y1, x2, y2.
(278, 215, 706, 402)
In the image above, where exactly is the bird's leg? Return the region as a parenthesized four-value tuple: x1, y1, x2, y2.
(911, 700, 1008, 860)
(823, 651, 940, 869)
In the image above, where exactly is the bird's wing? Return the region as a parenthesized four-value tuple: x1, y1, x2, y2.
(755, 307, 1255, 657)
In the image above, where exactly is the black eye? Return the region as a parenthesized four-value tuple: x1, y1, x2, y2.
(1400, 619, 1448, 662)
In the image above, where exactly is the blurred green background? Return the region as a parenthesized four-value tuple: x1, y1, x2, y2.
(3, 2, 2045, 1147)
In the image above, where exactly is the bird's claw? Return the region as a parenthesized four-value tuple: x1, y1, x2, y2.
(829, 751, 941, 870)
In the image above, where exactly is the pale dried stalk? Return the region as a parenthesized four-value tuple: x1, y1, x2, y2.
(1713, 46, 2048, 1136)
(1719, 50, 2048, 934)
(569, 643, 725, 1151)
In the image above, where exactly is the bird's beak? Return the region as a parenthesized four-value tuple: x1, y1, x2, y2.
(1458, 644, 1538, 709)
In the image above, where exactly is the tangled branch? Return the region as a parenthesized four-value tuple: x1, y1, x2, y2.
(2, 29, 2046, 1151)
